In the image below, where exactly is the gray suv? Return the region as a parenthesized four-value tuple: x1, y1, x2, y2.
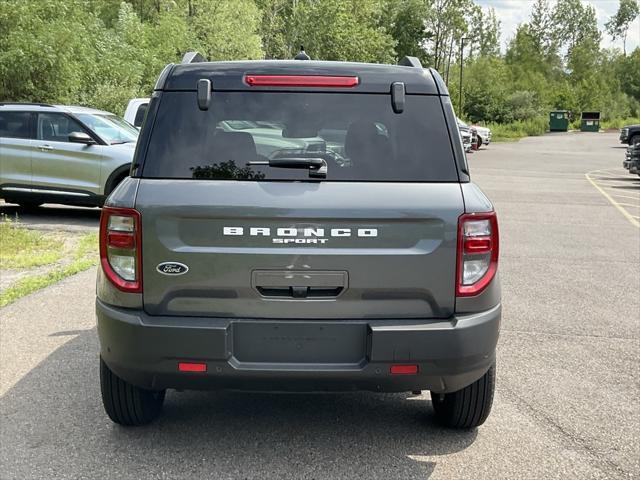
(96, 54, 501, 429)
(0, 103, 137, 208)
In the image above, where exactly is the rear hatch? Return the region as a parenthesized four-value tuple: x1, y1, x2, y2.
(136, 85, 463, 319)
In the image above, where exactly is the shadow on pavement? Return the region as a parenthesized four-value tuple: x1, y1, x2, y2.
(0, 202, 100, 231)
(0, 330, 477, 479)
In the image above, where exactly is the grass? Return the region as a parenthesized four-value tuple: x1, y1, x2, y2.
(0, 216, 98, 307)
(487, 117, 548, 142)
(0, 216, 64, 269)
(600, 117, 640, 130)
(484, 116, 639, 143)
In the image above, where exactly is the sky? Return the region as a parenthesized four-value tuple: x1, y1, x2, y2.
(476, 0, 640, 52)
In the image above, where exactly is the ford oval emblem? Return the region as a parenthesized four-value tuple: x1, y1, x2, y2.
(156, 262, 189, 276)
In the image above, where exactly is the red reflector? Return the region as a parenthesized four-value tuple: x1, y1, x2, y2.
(178, 362, 207, 373)
(245, 75, 359, 87)
(464, 237, 492, 254)
(390, 364, 419, 375)
(107, 232, 135, 249)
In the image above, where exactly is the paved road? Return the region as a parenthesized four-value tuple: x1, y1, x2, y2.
(0, 202, 99, 232)
(1, 132, 638, 479)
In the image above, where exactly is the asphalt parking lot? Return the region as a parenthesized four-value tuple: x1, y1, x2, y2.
(0, 132, 638, 479)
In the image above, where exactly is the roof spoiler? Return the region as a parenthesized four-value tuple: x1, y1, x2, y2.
(181, 51, 207, 64)
(398, 56, 422, 68)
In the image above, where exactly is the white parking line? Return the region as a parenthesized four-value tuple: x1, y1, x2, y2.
(609, 193, 640, 200)
(585, 170, 640, 228)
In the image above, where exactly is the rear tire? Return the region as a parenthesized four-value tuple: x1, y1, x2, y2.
(431, 362, 495, 429)
(100, 357, 165, 426)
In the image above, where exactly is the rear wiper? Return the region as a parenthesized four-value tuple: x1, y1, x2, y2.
(248, 157, 327, 178)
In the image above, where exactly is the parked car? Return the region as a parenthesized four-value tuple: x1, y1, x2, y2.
(97, 53, 501, 429)
(124, 98, 331, 159)
(470, 126, 478, 151)
(0, 103, 138, 208)
(123, 98, 148, 129)
(457, 118, 473, 152)
(623, 143, 640, 176)
(619, 124, 640, 146)
(472, 125, 491, 149)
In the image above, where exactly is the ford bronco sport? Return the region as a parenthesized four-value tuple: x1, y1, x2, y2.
(96, 53, 501, 429)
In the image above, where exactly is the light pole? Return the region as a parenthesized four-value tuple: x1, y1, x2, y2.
(459, 37, 468, 114)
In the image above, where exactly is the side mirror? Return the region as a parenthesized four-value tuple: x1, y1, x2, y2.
(68, 131, 96, 145)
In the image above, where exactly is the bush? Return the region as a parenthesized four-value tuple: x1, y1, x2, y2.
(601, 117, 640, 129)
(487, 116, 548, 142)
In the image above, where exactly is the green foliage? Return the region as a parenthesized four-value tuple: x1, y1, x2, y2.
(287, 0, 396, 63)
(605, 0, 639, 55)
(487, 117, 548, 142)
(0, 0, 638, 132)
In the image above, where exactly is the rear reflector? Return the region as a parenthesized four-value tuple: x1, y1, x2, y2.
(390, 364, 419, 375)
(178, 362, 207, 373)
(245, 75, 359, 88)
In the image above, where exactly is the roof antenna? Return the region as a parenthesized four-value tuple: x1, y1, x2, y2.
(294, 45, 310, 60)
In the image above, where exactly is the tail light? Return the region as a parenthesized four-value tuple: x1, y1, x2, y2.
(456, 212, 499, 297)
(99, 207, 142, 293)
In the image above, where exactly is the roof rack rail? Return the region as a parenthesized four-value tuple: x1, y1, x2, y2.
(0, 102, 55, 107)
(398, 56, 422, 68)
(181, 51, 207, 64)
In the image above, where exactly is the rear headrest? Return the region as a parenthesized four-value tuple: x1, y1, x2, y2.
(344, 121, 380, 158)
(212, 131, 257, 164)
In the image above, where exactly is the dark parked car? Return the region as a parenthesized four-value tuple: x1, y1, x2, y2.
(620, 125, 640, 146)
(96, 53, 501, 429)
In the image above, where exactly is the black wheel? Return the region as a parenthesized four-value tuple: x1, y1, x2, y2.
(630, 135, 640, 146)
(105, 173, 129, 196)
(476, 136, 483, 149)
(431, 362, 495, 429)
(100, 357, 165, 426)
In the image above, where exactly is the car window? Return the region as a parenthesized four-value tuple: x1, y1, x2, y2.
(0, 111, 32, 139)
(142, 92, 458, 182)
(37, 113, 87, 143)
(134, 104, 148, 127)
(75, 113, 138, 144)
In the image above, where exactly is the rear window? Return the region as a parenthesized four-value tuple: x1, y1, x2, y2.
(142, 92, 457, 182)
(0, 111, 31, 139)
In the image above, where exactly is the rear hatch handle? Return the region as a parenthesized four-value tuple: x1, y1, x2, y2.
(252, 270, 347, 299)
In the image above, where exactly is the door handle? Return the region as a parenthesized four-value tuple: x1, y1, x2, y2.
(38, 144, 53, 151)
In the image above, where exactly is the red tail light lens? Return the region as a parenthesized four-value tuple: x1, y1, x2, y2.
(456, 212, 499, 297)
(244, 75, 359, 87)
(99, 207, 142, 293)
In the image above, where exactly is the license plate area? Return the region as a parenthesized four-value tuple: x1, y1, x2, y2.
(232, 321, 367, 364)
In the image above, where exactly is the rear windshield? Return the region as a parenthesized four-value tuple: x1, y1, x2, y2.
(141, 92, 457, 182)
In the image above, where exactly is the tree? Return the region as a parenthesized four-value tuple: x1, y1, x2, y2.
(384, 0, 432, 64)
(605, 0, 639, 56)
(188, 0, 263, 61)
(551, 0, 601, 55)
(285, 0, 396, 63)
(468, 6, 501, 58)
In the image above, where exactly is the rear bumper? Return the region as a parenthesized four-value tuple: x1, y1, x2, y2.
(96, 299, 501, 394)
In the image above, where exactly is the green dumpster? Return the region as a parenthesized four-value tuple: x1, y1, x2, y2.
(580, 112, 600, 132)
(549, 111, 570, 132)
